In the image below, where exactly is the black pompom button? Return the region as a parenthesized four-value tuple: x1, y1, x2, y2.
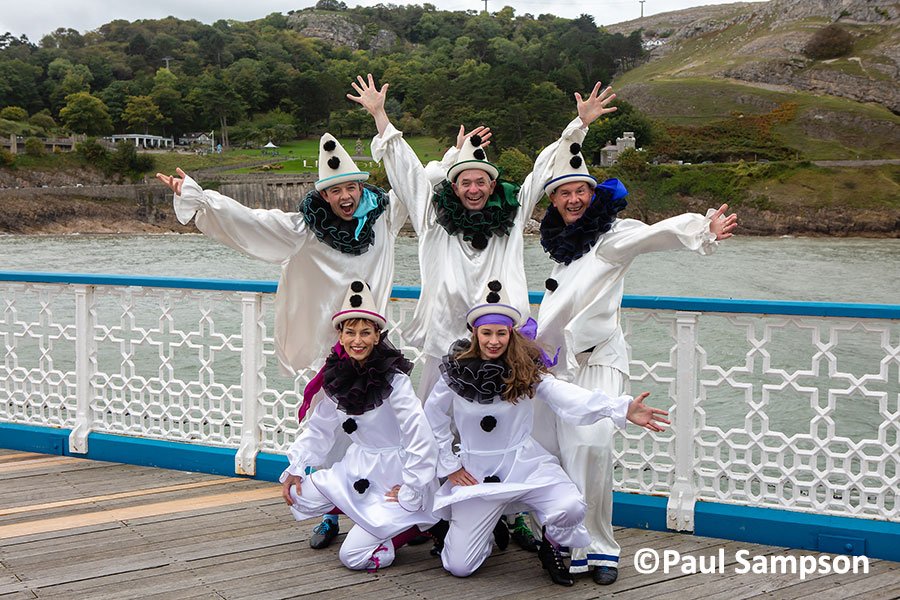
(473, 148, 486, 161)
(483, 475, 501, 483)
(328, 156, 341, 169)
(480, 415, 497, 432)
(471, 233, 488, 250)
(342, 418, 357, 434)
(351, 281, 364, 293)
(323, 140, 336, 151)
(569, 156, 582, 169)
(488, 280, 502, 292)
(486, 292, 500, 303)
(470, 134, 482, 146)
(545, 278, 558, 292)
(353, 478, 370, 494)
(349, 294, 363, 307)
(570, 142, 581, 155)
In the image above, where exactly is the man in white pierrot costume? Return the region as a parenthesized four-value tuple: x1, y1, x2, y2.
(532, 117, 738, 585)
(156, 133, 410, 549)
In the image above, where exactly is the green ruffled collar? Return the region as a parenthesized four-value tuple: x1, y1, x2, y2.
(431, 179, 520, 250)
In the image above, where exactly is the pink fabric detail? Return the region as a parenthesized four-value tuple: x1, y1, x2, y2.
(297, 341, 347, 422)
(366, 544, 390, 573)
(390, 526, 421, 550)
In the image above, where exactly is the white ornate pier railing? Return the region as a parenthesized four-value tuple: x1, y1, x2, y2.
(1, 272, 897, 531)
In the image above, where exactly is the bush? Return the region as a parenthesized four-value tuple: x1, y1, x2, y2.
(24, 137, 45, 157)
(28, 112, 57, 132)
(0, 148, 14, 167)
(803, 25, 854, 60)
(76, 137, 111, 167)
(614, 148, 649, 174)
(496, 147, 533, 184)
(0, 106, 28, 122)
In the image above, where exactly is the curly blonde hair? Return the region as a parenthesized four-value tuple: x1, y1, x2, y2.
(456, 327, 548, 403)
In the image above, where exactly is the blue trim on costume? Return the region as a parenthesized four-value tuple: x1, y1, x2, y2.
(543, 172, 597, 191)
(586, 553, 619, 562)
(316, 171, 369, 186)
(1, 274, 897, 320)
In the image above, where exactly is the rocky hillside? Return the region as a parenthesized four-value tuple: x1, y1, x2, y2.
(286, 9, 398, 53)
(608, 0, 899, 113)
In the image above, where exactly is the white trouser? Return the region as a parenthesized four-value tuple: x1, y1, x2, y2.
(441, 481, 586, 578)
(289, 482, 396, 570)
(532, 360, 624, 573)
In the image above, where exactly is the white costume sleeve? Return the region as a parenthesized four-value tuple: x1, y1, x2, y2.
(388, 374, 439, 512)
(279, 397, 341, 482)
(425, 145, 458, 186)
(598, 213, 718, 265)
(371, 124, 430, 236)
(175, 175, 305, 264)
(534, 375, 630, 429)
(423, 376, 463, 477)
(518, 116, 588, 218)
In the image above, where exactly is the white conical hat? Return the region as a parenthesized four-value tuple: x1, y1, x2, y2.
(332, 280, 386, 329)
(447, 133, 499, 183)
(544, 140, 597, 196)
(465, 279, 522, 327)
(315, 134, 369, 191)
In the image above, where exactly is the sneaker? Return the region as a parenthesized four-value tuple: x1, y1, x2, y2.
(309, 518, 339, 549)
(592, 565, 618, 585)
(427, 519, 449, 557)
(537, 527, 574, 587)
(509, 515, 539, 552)
(493, 516, 510, 551)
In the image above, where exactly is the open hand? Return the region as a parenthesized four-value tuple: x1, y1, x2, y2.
(347, 73, 389, 116)
(626, 392, 670, 432)
(455, 125, 492, 149)
(709, 203, 738, 240)
(447, 467, 478, 487)
(155, 167, 187, 195)
(576, 81, 617, 126)
(281, 474, 302, 506)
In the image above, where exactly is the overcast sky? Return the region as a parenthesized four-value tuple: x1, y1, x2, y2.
(2, 1, 758, 43)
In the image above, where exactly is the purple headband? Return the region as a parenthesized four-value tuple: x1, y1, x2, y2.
(473, 314, 515, 328)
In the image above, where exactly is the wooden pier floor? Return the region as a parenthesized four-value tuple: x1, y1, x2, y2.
(1, 449, 897, 600)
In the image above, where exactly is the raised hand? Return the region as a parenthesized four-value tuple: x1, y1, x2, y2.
(447, 467, 478, 487)
(281, 474, 302, 506)
(347, 73, 390, 134)
(626, 392, 670, 432)
(455, 125, 493, 150)
(575, 81, 618, 127)
(155, 167, 187, 195)
(709, 203, 738, 240)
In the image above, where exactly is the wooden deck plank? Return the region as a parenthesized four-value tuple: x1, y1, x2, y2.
(1, 454, 895, 600)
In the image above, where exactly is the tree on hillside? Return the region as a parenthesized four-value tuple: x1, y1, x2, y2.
(0, 106, 28, 122)
(59, 91, 113, 135)
(123, 95, 164, 133)
(187, 71, 246, 148)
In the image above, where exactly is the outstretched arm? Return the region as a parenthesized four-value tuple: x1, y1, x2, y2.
(347, 73, 391, 135)
(156, 168, 304, 264)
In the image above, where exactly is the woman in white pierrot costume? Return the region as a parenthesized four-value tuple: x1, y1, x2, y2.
(280, 281, 439, 572)
(423, 280, 669, 586)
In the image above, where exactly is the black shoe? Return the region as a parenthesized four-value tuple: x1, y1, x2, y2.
(592, 566, 618, 585)
(427, 519, 449, 557)
(537, 528, 574, 586)
(407, 534, 431, 546)
(493, 517, 510, 551)
(509, 515, 539, 552)
(309, 519, 339, 549)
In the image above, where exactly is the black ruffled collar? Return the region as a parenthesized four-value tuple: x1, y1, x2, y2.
(540, 184, 628, 265)
(439, 339, 509, 404)
(322, 334, 414, 415)
(431, 179, 520, 250)
(299, 184, 389, 255)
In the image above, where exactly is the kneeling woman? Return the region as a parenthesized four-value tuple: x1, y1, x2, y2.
(280, 281, 439, 571)
(425, 281, 667, 586)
